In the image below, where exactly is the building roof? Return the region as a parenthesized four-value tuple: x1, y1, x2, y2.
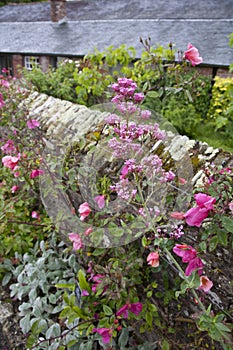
(0, 0, 232, 66)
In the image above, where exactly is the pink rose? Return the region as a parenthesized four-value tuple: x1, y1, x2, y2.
(30, 169, 44, 179)
(78, 202, 91, 221)
(2, 155, 20, 170)
(184, 43, 203, 66)
(68, 233, 83, 250)
(31, 211, 40, 219)
(11, 185, 19, 193)
(147, 251, 159, 267)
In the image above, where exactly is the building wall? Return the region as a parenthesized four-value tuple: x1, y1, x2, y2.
(12, 54, 23, 78)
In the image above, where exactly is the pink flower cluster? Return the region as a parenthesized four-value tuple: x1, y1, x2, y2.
(1, 139, 16, 154)
(2, 154, 20, 171)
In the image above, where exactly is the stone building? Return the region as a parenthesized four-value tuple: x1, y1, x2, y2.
(0, 0, 232, 77)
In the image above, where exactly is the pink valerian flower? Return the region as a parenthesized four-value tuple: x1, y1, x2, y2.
(108, 137, 143, 158)
(184, 43, 203, 66)
(2, 154, 20, 171)
(116, 302, 143, 318)
(78, 202, 91, 221)
(140, 109, 151, 119)
(169, 224, 185, 239)
(147, 251, 160, 267)
(199, 275, 213, 292)
(1, 139, 16, 154)
(134, 92, 144, 102)
(30, 169, 44, 179)
(173, 244, 204, 276)
(94, 195, 105, 209)
(110, 178, 137, 200)
(27, 119, 40, 129)
(68, 233, 83, 250)
(105, 113, 121, 125)
(11, 185, 19, 193)
(92, 327, 112, 344)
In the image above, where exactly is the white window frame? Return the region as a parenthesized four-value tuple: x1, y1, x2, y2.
(24, 56, 40, 71)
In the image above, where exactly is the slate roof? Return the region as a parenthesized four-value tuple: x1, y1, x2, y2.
(0, 0, 232, 66)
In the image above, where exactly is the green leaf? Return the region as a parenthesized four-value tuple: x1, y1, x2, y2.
(218, 230, 228, 246)
(209, 235, 219, 251)
(118, 328, 129, 347)
(55, 283, 75, 291)
(2, 272, 12, 286)
(20, 314, 31, 334)
(59, 306, 72, 319)
(103, 305, 113, 316)
(145, 311, 153, 327)
(162, 339, 170, 350)
(46, 323, 61, 339)
(78, 269, 91, 292)
(221, 216, 233, 233)
(26, 334, 37, 348)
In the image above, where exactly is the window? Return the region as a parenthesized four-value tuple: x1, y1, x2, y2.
(24, 56, 40, 71)
(0, 54, 12, 74)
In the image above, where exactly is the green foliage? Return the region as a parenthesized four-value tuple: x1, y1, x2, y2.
(0, 77, 52, 260)
(0, 233, 81, 349)
(206, 77, 233, 143)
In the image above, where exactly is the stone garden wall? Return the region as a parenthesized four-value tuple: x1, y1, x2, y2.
(0, 91, 232, 349)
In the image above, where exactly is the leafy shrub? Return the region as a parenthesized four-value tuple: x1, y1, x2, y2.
(1, 233, 82, 350)
(207, 77, 233, 134)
